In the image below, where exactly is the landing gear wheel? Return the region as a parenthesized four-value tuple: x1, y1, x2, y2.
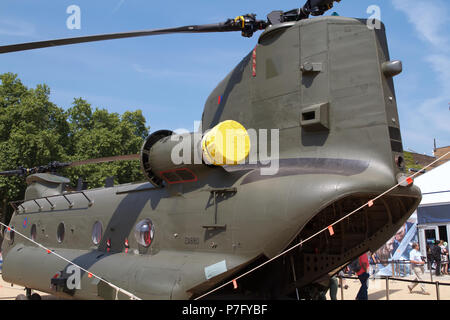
(30, 293, 42, 300)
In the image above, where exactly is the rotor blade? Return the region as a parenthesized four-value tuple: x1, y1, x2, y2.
(69, 154, 140, 167)
(0, 23, 241, 54)
(0, 169, 24, 176)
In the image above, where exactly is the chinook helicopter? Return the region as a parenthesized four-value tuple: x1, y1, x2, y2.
(0, 0, 422, 300)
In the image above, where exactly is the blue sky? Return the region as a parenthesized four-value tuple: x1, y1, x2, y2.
(0, 0, 448, 155)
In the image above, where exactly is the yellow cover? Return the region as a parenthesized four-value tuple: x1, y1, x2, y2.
(202, 120, 250, 166)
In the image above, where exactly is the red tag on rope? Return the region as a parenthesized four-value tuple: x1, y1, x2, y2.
(232, 279, 238, 289)
(46, 249, 51, 254)
(328, 225, 334, 236)
(406, 177, 413, 185)
(88, 273, 93, 278)
(368, 200, 374, 207)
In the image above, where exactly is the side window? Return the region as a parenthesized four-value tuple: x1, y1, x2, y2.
(30, 224, 37, 241)
(134, 219, 155, 248)
(57, 222, 65, 243)
(92, 221, 103, 245)
(4, 226, 15, 244)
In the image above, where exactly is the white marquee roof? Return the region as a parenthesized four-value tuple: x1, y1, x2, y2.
(414, 161, 450, 206)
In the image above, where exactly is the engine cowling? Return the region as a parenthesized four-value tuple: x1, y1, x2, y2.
(140, 120, 251, 187)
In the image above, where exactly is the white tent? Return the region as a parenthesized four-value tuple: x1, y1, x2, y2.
(376, 162, 450, 276)
(414, 161, 450, 224)
(412, 161, 450, 261)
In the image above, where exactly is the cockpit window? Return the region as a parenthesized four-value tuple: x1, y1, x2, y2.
(4, 226, 14, 244)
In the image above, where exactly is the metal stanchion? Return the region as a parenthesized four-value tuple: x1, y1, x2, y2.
(385, 276, 390, 300)
(430, 266, 434, 283)
(289, 255, 300, 301)
(339, 276, 344, 300)
(436, 281, 440, 300)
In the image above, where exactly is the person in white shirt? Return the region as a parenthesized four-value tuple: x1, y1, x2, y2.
(408, 243, 430, 295)
(439, 241, 448, 275)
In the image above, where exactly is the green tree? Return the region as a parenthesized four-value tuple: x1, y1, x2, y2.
(0, 73, 150, 226)
(403, 152, 423, 171)
(0, 73, 68, 202)
(63, 98, 149, 188)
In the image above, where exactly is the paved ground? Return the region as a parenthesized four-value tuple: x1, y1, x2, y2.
(334, 273, 450, 300)
(1, 272, 450, 300)
(0, 274, 58, 300)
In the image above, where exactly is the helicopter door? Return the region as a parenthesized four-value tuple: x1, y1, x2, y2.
(251, 25, 300, 105)
(250, 25, 301, 131)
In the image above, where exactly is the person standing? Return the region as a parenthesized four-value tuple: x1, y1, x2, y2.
(355, 252, 370, 300)
(408, 243, 430, 295)
(370, 251, 380, 279)
(440, 241, 448, 275)
(329, 276, 338, 300)
(432, 240, 442, 276)
(426, 244, 433, 270)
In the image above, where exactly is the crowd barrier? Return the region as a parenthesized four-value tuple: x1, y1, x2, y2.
(339, 261, 450, 300)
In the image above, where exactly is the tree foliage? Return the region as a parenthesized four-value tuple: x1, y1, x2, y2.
(62, 97, 148, 188)
(403, 151, 423, 171)
(0, 73, 149, 222)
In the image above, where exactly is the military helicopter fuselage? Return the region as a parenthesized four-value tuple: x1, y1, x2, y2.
(1, 14, 421, 300)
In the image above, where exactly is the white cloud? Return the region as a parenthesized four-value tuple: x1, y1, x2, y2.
(417, 54, 450, 134)
(112, 0, 126, 14)
(391, 0, 450, 49)
(0, 19, 36, 37)
(132, 63, 193, 78)
(391, 0, 450, 152)
(50, 87, 169, 114)
(131, 63, 222, 82)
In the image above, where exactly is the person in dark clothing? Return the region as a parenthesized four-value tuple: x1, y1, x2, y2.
(317, 275, 338, 300)
(356, 252, 370, 300)
(329, 276, 338, 300)
(426, 245, 433, 270)
(432, 240, 442, 276)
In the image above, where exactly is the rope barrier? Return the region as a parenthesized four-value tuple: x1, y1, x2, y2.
(0, 220, 141, 300)
(340, 275, 450, 286)
(194, 151, 450, 300)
